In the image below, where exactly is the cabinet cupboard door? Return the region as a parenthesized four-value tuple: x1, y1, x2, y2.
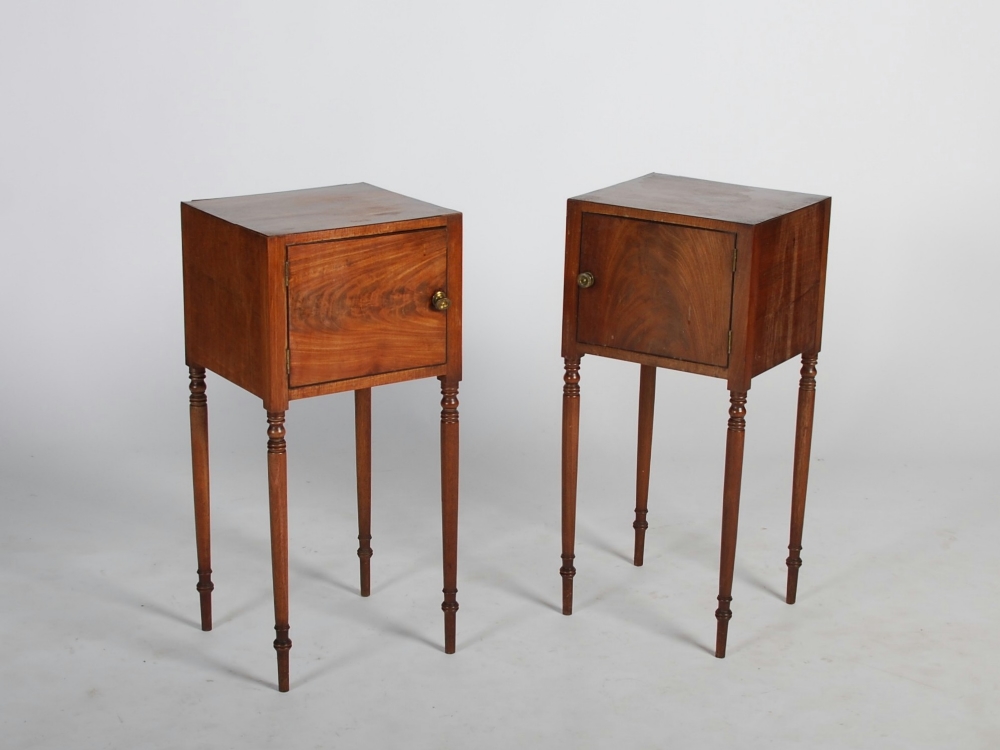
(576, 213, 735, 367)
(287, 228, 448, 387)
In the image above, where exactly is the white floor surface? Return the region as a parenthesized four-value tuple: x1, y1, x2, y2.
(2, 385, 997, 749)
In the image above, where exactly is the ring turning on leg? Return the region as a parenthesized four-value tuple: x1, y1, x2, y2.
(786, 355, 818, 604)
(355, 389, 373, 597)
(633, 365, 656, 566)
(715, 391, 747, 658)
(266, 411, 292, 691)
(439, 378, 460, 653)
(188, 366, 214, 632)
(560, 356, 582, 614)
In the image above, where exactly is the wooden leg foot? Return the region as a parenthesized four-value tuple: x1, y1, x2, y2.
(561, 357, 581, 615)
(786, 355, 818, 605)
(560, 555, 576, 615)
(196, 571, 214, 632)
(786, 558, 801, 605)
(439, 378, 460, 653)
(274, 625, 291, 693)
(189, 366, 214, 632)
(715, 596, 732, 658)
(442, 590, 459, 654)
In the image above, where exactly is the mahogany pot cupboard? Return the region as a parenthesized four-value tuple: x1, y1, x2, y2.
(180, 173, 830, 690)
(559, 173, 830, 658)
(182, 183, 462, 692)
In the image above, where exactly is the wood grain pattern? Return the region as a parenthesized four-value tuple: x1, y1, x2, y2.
(444, 213, 463, 382)
(560, 356, 582, 615)
(562, 202, 585, 358)
(355, 388, 373, 597)
(633, 365, 656, 566)
(182, 204, 271, 399)
(577, 213, 735, 368)
(288, 229, 448, 387)
(573, 173, 826, 226)
(439, 378, 460, 654)
(264, 236, 290, 412)
(715, 392, 747, 659)
(187, 183, 455, 237)
(786, 355, 818, 604)
(748, 200, 831, 377)
(266, 411, 291, 692)
(188, 366, 213, 631)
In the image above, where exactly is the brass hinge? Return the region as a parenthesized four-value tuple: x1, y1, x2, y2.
(285, 349, 290, 374)
(732, 247, 738, 273)
(284, 260, 290, 287)
(728, 330, 732, 354)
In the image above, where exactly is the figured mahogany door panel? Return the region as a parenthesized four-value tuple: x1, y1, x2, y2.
(576, 213, 735, 367)
(288, 228, 448, 387)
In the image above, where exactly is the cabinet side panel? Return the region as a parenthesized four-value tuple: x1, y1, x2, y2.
(445, 213, 463, 381)
(182, 204, 269, 398)
(813, 198, 832, 352)
(561, 201, 584, 358)
(749, 202, 827, 377)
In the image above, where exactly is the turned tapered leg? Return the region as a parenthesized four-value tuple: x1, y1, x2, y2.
(786, 355, 818, 604)
(715, 391, 747, 658)
(188, 366, 214, 631)
(355, 388, 373, 597)
(633, 365, 656, 566)
(266, 411, 291, 692)
(439, 378, 460, 654)
(561, 356, 582, 614)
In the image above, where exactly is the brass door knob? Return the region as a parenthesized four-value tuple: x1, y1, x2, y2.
(577, 271, 595, 289)
(431, 290, 451, 311)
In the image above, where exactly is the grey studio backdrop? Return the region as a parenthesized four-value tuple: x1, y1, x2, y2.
(1, 2, 998, 748)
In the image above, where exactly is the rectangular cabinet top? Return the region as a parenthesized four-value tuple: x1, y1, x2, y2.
(572, 173, 828, 226)
(183, 183, 458, 237)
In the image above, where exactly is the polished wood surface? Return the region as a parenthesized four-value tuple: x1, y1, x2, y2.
(574, 172, 826, 226)
(182, 183, 462, 691)
(188, 366, 213, 631)
(354, 388, 373, 597)
(786, 354, 818, 604)
(288, 229, 448, 386)
(442, 213, 463, 382)
(186, 183, 454, 237)
(633, 365, 656, 566)
(563, 173, 831, 393)
(560, 173, 830, 658)
(182, 185, 460, 410)
(577, 213, 734, 367)
(182, 205, 271, 401)
(749, 206, 831, 377)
